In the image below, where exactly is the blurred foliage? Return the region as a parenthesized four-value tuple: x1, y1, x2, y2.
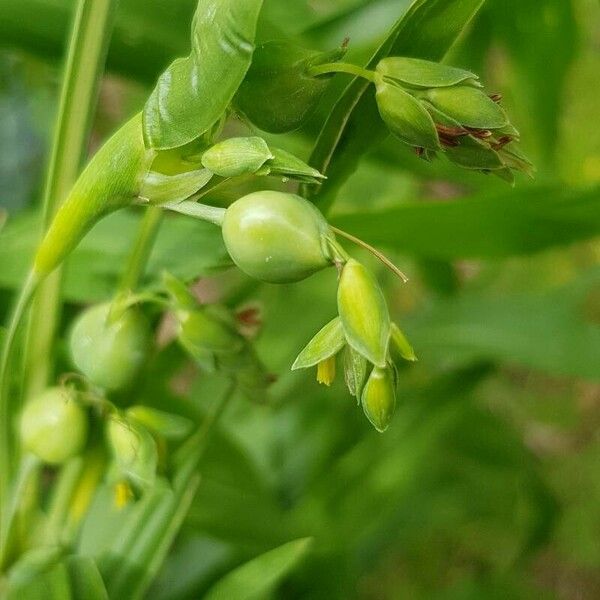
(0, 0, 599, 598)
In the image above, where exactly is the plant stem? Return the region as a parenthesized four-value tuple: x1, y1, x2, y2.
(163, 200, 226, 226)
(118, 207, 164, 294)
(23, 0, 118, 401)
(307, 62, 377, 83)
(330, 226, 409, 282)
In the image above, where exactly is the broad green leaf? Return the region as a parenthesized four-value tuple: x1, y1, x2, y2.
(143, 0, 263, 149)
(407, 269, 600, 380)
(235, 41, 345, 134)
(0, 0, 195, 83)
(306, 0, 485, 212)
(0, 209, 230, 302)
(292, 316, 345, 370)
(377, 56, 478, 89)
(203, 538, 312, 600)
(331, 185, 600, 259)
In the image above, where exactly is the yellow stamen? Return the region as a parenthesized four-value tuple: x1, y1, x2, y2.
(114, 480, 134, 509)
(317, 356, 336, 386)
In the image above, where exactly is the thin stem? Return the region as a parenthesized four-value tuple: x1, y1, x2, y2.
(330, 226, 409, 283)
(307, 62, 377, 83)
(23, 0, 118, 401)
(173, 381, 237, 485)
(118, 206, 164, 294)
(163, 200, 226, 226)
(0, 272, 38, 519)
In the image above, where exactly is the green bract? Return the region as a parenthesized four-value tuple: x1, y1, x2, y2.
(19, 387, 88, 465)
(126, 406, 193, 441)
(236, 41, 345, 133)
(361, 366, 396, 433)
(372, 56, 532, 180)
(337, 259, 391, 368)
(69, 302, 152, 391)
(375, 81, 441, 151)
(143, 0, 264, 149)
(201, 137, 273, 178)
(222, 191, 334, 283)
(292, 317, 345, 370)
(107, 417, 157, 490)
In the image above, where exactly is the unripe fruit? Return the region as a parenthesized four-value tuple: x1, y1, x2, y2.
(69, 303, 151, 391)
(20, 387, 88, 464)
(222, 191, 333, 283)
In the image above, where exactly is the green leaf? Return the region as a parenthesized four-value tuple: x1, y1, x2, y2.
(65, 556, 108, 600)
(377, 56, 479, 88)
(331, 185, 600, 259)
(375, 81, 440, 150)
(0, 210, 230, 302)
(408, 269, 600, 380)
(143, 0, 264, 149)
(292, 316, 345, 370)
(306, 0, 485, 212)
(203, 538, 313, 600)
(236, 41, 345, 133)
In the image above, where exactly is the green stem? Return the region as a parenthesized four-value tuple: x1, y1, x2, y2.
(330, 226, 409, 282)
(118, 207, 164, 294)
(105, 382, 236, 598)
(23, 0, 119, 401)
(44, 457, 84, 547)
(307, 62, 377, 83)
(163, 200, 226, 226)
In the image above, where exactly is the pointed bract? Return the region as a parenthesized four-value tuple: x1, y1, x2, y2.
(361, 366, 397, 432)
(337, 259, 391, 368)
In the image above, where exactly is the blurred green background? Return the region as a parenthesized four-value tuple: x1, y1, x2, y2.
(0, 0, 599, 598)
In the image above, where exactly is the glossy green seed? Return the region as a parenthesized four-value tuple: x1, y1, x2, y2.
(69, 303, 152, 391)
(337, 259, 390, 368)
(361, 366, 396, 432)
(222, 191, 333, 283)
(20, 387, 88, 464)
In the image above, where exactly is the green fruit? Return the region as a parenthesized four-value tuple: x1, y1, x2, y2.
(20, 387, 88, 464)
(69, 303, 152, 391)
(221, 191, 333, 283)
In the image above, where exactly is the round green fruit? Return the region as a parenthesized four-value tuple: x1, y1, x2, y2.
(69, 303, 152, 391)
(222, 191, 333, 283)
(20, 387, 88, 464)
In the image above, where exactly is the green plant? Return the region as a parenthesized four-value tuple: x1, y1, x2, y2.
(1, 0, 598, 598)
